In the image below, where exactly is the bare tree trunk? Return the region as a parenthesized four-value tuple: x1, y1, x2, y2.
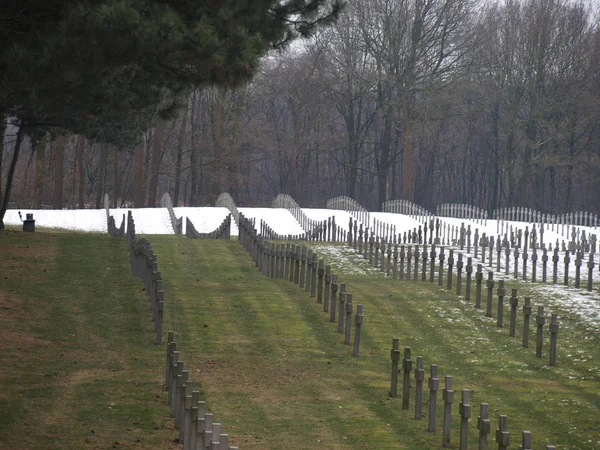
(401, 92, 413, 201)
(212, 86, 225, 202)
(174, 103, 188, 207)
(134, 142, 145, 207)
(53, 135, 65, 209)
(142, 133, 152, 204)
(148, 122, 167, 207)
(189, 97, 199, 206)
(34, 135, 48, 209)
(70, 137, 77, 207)
(95, 143, 107, 209)
(377, 104, 393, 209)
(112, 148, 120, 208)
(229, 91, 243, 200)
(77, 135, 86, 208)
(289, 104, 303, 199)
(0, 115, 4, 204)
(0, 125, 25, 229)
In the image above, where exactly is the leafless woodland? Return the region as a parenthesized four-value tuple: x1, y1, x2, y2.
(2, 0, 599, 213)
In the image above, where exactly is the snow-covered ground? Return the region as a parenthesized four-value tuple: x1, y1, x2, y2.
(5, 205, 600, 330)
(4, 208, 108, 232)
(237, 207, 304, 237)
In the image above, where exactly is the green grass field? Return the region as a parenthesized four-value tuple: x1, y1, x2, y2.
(0, 229, 178, 449)
(1, 229, 599, 449)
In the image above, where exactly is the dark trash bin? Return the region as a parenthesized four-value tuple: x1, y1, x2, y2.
(23, 213, 35, 232)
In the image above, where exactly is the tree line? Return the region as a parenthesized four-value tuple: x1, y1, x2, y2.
(2, 0, 599, 218)
(0, 0, 342, 227)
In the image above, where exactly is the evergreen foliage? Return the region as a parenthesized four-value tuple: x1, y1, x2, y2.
(0, 0, 343, 227)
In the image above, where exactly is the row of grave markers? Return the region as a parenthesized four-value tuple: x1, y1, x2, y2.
(389, 339, 558, 450)
(215, 193, 240, 227)
(451, 222, 598, 292)
(346, 225, 560, 366)
(354, 215, 598, 294)
(119, 212, 241, 449)
(161, 193, 184, 234)
(272, 193, 330, 236)
(327, 195, 371, 226)
(260, 217, 345, 242)
(493, 206, 599, 228)
(238, 213, 364, 356)
(125, 211, 164, 344)
(436, 203, 488, 224)
(165, 333, 239, 450)
(382, 198, 434, 221)
(186, 215, 232, 240)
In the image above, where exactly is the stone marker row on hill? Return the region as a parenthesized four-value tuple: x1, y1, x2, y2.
(165, 333, 239, 450)
(389, 339, 558, 450)
(354, 234, 561, 366)
(237, 213, 364, 357)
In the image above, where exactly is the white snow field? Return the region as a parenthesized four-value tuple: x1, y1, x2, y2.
(4, 208, 108, 232)
(5, 205, 600, 329)
(237, 207, 305, 237)
(4, 207, 173, 234)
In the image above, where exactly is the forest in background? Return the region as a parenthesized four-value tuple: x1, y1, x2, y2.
(2, 0, 599, 214)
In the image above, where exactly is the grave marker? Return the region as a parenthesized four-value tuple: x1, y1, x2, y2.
(344, 294, 353, 344)
(402, 347, 412, 410)
(330, 276, 339, 323)
(478, 403, 491, 450)
(495, 415, 510, 450)
(390, 339, 400, 398)
(536, 306, 546, 358)
(486, 272, 494, 318)
(549, 314, 559, 366)
(415, 356, 424, 420)
(353, 304, 363, 356)
(459, 389, 471, 450)
(442, 376, 454, 448)
(428, 365, 439, 432)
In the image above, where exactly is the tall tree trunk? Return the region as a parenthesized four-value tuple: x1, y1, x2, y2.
(77, 135, 86, 208)
(0, 125, 25, 229)
(377, 109, 393, 210)
(506, 130, 516, 206)
(229, 90, 243, 199)
(147, 122, 167, 207)
(53, 135, 65, 209)
(0, 115, 5, 204)
(401, 92, 414, 201)
(112, 148, 120, 208)
(142, 134, 152, 204)
(212, 86, 225, 201)
(134, 141, 145, 207)
(488, 103, 501, 214)
(95, 143, 107, 209)
(70, 137, 77, 207)
(174, 103, 188, 207)
(189, 145, 198, 206)
(34, 135, 48, 209)
(189, 98, 199, 206)
(289, 103, 303, 200)
(565, 128, 577, 211)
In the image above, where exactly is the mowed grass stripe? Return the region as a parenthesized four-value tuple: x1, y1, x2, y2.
(151, 236, 599, 450)
(0, 230, 177, 450)
(150, 237, 424, 449)
(312, 253, 599, 449)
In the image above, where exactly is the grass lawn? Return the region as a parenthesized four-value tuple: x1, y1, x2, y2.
(1, 227, 598, 449)
(149, 236, 600, 450)
(0, 228, 177, 449)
